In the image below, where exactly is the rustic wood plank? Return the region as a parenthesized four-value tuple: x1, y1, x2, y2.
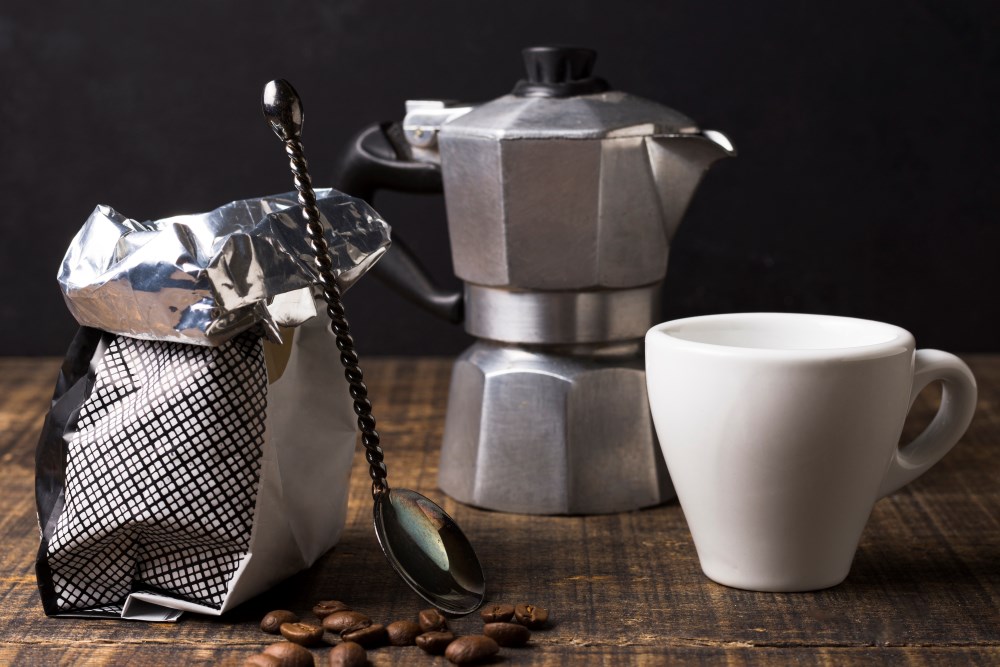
(1, 645, 998, 667)
(0, 355, 997, 665)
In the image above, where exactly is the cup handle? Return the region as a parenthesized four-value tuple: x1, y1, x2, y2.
(878, 349, 978, 498)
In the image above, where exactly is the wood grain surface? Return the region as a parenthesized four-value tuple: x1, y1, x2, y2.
(0, 356, 997, 666)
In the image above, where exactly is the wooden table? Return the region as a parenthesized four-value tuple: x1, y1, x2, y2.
(1, 356, 998, 665)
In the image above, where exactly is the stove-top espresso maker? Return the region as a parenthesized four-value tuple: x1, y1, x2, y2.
(337, 46, 734, 514)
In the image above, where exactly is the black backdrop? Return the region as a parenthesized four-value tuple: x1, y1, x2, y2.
(2, 0, 997, 356)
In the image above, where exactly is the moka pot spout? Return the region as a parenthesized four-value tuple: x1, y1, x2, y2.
(646, 130, 736, 243)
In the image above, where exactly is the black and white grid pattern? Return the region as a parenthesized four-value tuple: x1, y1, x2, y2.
(44, 332, 267, 614)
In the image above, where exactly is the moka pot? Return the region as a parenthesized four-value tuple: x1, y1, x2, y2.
(336, 46, 734, 514)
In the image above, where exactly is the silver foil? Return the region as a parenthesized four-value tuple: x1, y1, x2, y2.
(59, 189, 390, 346)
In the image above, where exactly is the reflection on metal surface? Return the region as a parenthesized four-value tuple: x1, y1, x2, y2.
(374, 489, 485, 615)
(59, 189, 390, 346)
(435, 120, 734, 290)
(464, 283, 662, 344)
(402, 100, 475, 155)
(438, 341, 674, 515)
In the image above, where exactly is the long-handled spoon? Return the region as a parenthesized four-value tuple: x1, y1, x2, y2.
(262, 79, 486, 615)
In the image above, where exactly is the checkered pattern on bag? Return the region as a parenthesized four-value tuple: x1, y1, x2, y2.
(45, 332, 267, 614)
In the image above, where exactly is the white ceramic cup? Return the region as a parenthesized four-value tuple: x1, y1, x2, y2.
(645, 313, 977, 592)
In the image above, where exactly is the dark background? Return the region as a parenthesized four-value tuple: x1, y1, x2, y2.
(2, 0, 997, 356)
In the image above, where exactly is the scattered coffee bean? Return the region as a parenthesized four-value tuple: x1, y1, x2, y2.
(341, 622, 388, 648)
(243, 654, 282, 667)
(480, 603, 515, 623)
(483, 621, 530, 647)
(386, 619, 422, 646)
(322, 610, 372, 633)
(415, 630, 455, 655)
(514, 603, 549, 629)
(261, 610, 299, 634)
(418, 608, 449, 632)
(263, 641, 315, 667)
(280, 622, 324, 646)
(444, 635, 499, 664)
(256, 597, 553, 664)
(312, 600, 351, 619)
(327, 641, 366, 667)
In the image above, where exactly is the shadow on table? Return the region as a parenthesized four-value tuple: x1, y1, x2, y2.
(848, 539, 1000, 593)
(216, 522, 408, 625)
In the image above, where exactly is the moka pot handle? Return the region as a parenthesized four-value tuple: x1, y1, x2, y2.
(334, 122, 463, 324)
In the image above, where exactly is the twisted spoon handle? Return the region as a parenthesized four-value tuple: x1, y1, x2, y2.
(262, 79, 388, 498)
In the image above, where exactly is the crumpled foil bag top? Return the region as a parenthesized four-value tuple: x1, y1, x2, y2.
(58, 189, 390, 345)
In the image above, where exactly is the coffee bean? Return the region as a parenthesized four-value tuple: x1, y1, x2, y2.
(418, 608, 449, 632)
(263, 641, 315, 667)
(479, 603, 514, 623)
(386, 620, 422, 646)
(280, 622, 324, 646)
(243, 654, 282, 667)
(261, 610, 299, 634)
(514, 603, 549, 629)
(484, 621, 530, 647)
(415, 630, 455, 655)
(341, 622, 388, 648)
(327, 641, 366, 667)
(444, 635, 499, 664)
(312, 600, 351, 619)
(322, 610, 371, 633)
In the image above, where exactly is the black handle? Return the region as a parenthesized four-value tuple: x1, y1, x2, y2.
(335, 122, 463, 324)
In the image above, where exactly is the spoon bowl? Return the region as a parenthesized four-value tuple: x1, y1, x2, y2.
(374, 488, 485, 614)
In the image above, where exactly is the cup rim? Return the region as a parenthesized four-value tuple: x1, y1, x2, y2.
(646, 312, 915, 361)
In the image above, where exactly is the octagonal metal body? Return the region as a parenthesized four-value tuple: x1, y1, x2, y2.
(438, 341, 674, 515)
(435, 92, 733, 291)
